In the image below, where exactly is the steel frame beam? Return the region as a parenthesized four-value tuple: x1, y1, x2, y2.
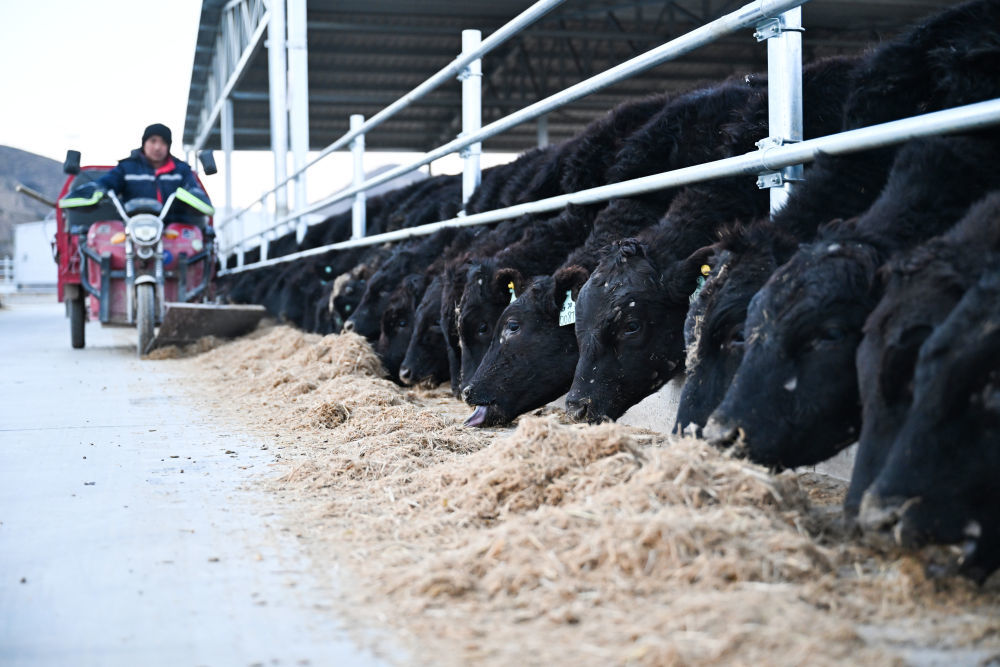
(187, 0, 269, 154)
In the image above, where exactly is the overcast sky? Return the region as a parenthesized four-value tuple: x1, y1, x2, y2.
(0, 0, 513, 210)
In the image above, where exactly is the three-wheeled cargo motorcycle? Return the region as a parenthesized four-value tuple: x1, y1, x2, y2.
(53, 150, 265, 356)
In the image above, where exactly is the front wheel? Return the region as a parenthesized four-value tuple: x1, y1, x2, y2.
(136, 283, 155, 357)
(70, 296, 85, 349)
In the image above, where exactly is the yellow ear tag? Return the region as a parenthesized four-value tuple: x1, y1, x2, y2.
(508, 281, 516, 304)
(690, 265, 711, 304)
(559, 290, 576, 327)
(110, 232, 126, 244)
(164, 229, 180, 240)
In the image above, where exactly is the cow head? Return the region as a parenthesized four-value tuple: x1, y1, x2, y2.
(847, 244, 968, 514)
(399, 276, 449, 387)
(859, 267, 1000, 583)
(344, 249, 414, 340)
(457, 259, 518, 393)
(703, 239, 881, 468)
(375, 273, 426, 382)
(676, 223, 799, 435)
(565, 239, 703, 423)
(462, 274, 579, 427)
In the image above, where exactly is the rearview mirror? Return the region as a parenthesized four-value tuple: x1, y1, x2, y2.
(63, 150, 81, 175)
(198, 150, 217, 176)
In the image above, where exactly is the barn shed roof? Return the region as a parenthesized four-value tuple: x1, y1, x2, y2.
(183, 0, 960, 154)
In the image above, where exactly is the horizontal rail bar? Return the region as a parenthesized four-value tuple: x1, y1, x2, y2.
(217, 97, 1000, 275)
(215, 0, 567, 231)
(247, 0, 811, 239)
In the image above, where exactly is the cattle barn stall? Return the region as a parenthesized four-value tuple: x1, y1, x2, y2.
(182, 0, 992, 273)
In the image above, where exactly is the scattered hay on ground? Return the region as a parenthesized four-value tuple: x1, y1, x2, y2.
(167, 325, 1000, 666)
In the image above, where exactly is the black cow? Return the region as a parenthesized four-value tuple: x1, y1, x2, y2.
(679, 0, 1000, 435)
(676, 150, 893, 433)
(703, 132, 1000, 469)
(344, 226, 461, 340)
(463, 274, 580, 426)
(398, 275, 450, 386)
(458, 77, 765, 397)
(562, 56, 859, 424)
(858, 262, 1000, 583)
(457, 205, 597, 390)
(462, 198, 664, 425)
(375, 273, 428, 381)
(846, 191, 1000, 514)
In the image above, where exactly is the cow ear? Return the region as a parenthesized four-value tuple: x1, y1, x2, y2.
(669, 245, 716, 302)
(819, 216, 856, 236)
(494, 268, 525, 302)
(879, 325, 933, 403)
(554, 265, 591, 306)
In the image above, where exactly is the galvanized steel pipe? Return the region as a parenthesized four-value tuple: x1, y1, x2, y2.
(461, 30, 483, 206)
(350, 114, 367, 240)
(216, 0, 567, 235)
(219, 98, 1000, 274)
(262, 0, 814, 232)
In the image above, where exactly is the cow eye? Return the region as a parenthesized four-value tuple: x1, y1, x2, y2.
(397, 319, 408, 329)
(726, 328, 745, 350)
(506, 319, 521, 333)
(820, 326, 845, 342)
(624, 320, 641, 335)
(477, 322, 489, 336)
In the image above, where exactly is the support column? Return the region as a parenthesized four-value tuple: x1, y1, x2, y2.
(537, 114, 549, 148)
(267, 0, 289, 219)
(460, 29, 482, 207)
(221, 97, 235, 217)
(756, 8, 803, 214)
(351, 114, 366, 240)
(287, 0, 310, 243)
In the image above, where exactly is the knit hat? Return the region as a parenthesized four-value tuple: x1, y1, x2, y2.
(142, 123, 172, 147)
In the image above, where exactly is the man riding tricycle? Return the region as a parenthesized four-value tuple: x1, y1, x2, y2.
(56, 123, 219, 355)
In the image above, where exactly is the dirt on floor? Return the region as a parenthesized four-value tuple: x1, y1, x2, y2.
(165, 325, 1000, 666)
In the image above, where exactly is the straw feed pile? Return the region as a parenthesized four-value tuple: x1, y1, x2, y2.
(172, 325, 1000, 666)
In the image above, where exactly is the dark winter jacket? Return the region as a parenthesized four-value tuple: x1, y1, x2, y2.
(96, 148, 213, 215)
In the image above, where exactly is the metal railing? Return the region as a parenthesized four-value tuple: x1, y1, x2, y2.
(219, 99, 1000, 271)
(213, 0, 569, 265)
(216, 0, 810, 274)
(213, 0, 1000, 277)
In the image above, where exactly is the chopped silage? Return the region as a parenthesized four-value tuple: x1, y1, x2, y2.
(169, 325, 1000, 666)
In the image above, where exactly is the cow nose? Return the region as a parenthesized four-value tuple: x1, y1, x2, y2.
(399, 366, 412, 384)
(702, 415, 739, 447)
(565, 399, 589, 423)
(342, 319, 355, 332)
(460, 385, 471, 402)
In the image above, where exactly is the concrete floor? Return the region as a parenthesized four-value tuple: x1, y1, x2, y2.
(0, 295, 388, 667)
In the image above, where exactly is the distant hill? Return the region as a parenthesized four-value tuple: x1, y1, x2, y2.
(0, 146, 65, 257)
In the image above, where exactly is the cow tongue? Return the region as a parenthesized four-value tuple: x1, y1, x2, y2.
(464, 405, 490, 427)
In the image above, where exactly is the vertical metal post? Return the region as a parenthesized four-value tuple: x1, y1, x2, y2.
(350, 114, 366, 240)
(267, 0, 289, 218)
(537, 114, 549, 148)
(221, 97, 235, 217)
(460, 29, 482, 206)
(287, 0, 310, 244)
(236, 216, 245, 268)
(757, 7, 803, 214)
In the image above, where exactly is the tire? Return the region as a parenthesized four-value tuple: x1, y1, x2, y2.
(70, 296, 85, 349)
(136, 283, 155, 357)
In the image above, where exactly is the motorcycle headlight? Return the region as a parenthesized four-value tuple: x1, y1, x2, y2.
(129, 215, 162, 245)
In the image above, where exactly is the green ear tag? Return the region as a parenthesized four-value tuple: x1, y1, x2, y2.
(508, 281, 517, 304)
(559, 290, 576, 327)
